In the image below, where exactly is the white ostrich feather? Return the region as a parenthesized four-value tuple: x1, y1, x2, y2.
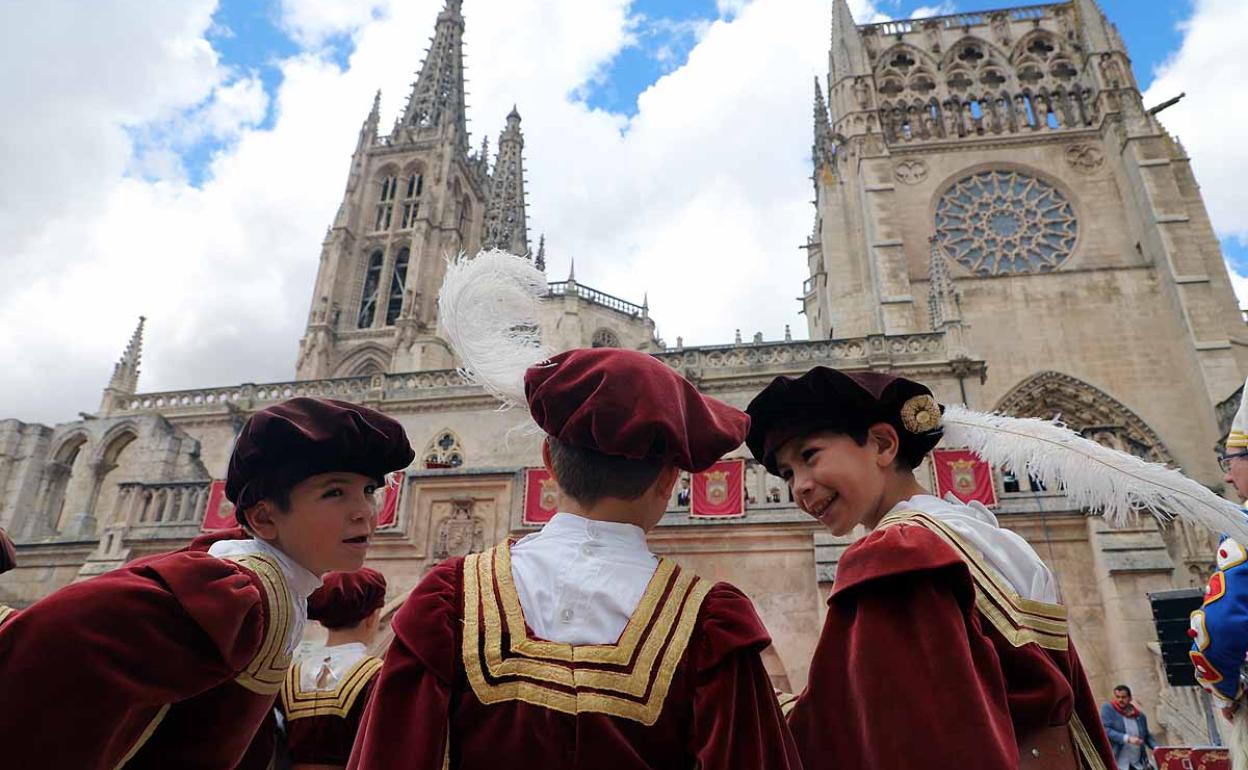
(438, 249, 550, 408)
(941, 405, 1248, 542)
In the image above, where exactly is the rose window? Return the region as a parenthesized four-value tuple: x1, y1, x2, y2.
(934, 169, 1077, 275)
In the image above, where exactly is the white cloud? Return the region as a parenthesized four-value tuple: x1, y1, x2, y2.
(1141, 0, 1248, 305)
(910, 3, 955, 19)
(0, 0, 895, 424)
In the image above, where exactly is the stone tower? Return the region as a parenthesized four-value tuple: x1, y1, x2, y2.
(296, 0, 532, 379)
(805, 0, 1246, 471)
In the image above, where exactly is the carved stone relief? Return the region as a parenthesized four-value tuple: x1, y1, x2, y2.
(433, 498, 485, 559)
(1065, 144, 1105, 174)
(894, 159, 928, 185)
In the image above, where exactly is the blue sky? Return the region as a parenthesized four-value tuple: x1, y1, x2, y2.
(195, 0, 1245, 267)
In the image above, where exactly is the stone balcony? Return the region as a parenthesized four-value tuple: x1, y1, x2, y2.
(105, 332, 968, 418)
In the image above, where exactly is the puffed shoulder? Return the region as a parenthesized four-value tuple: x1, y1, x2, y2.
(831, 520, 968, 599)
(694, 581, 772, 671)
(139, 550, 268, 672)
(391, 556, 465, 683)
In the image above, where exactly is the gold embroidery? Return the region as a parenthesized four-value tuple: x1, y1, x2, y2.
(0, 605, 15, 626)
(900, 394, 942, 433)
(281, 656, 383, 720)
(461, 543, 713, 725)
(113, 703, 171, 770)
(224, 553, 295, 695)
(876, 511, 1069, 651)
(1069, 714, 1111, 770)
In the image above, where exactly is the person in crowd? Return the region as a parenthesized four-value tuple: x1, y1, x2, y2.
(0, 397, 412, 769)
(1100, 685, 1157, 770)
(280, 567, 387, 770)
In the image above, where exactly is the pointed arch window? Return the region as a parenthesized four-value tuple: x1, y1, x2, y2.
(424, 430, 464, 469)
(385, 248, 410, 326)
(357, 250, 384, 328)
(374, 175, 396, 232)
(401, 173, 423, 229)
(457, 197, 471, 235)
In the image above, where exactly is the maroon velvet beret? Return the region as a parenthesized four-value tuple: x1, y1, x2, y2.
(745, 367, 944, 475)
(524, 349, 749, 472)
(226, 398, 414, 517)
(307, 568, 387, 629)
(0, 528, 15, 574)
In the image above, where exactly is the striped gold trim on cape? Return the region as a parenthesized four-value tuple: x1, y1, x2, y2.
(280, 655, 383, 720)
(461, 542, 711, 725)
(224, 553, 295, 695)
(876, 510, 1069, 651)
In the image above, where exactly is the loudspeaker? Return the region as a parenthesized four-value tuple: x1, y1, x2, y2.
(1148, 587, 1204, 688)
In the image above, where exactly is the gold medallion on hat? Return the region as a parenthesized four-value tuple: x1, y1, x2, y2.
(900, 395, 941, 433)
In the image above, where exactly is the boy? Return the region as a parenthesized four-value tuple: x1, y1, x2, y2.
(0, 397, 412, 769)
(746, 367, 1115, 770)
(280, 568, 387, 770)
(349, 348, 801, 769)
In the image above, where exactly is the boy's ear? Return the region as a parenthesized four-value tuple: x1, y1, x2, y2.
(245, 501, 281, 543)
(541, 438, 556, 478)
(867, 423, 902, 468)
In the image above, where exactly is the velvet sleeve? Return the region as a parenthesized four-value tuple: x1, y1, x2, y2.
(0, 550, 267, 767)
(347, 558, 463, 770)
(789, 543, 1019, 770)
(688, 582, 803, 770)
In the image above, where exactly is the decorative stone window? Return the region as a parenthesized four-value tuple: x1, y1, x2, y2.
(934, 169, 1077, 275)
(591, 328, 620, 348)
(400, 173, 422, 229)
(374, 175, 396, 231)
(385, 248, 409, 326)
(424, 430, 464, 469)
(357, 250, 384, 328)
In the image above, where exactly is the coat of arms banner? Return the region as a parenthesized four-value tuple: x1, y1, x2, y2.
(523, 468, 559, 525)
(377, 471, 404, 529)
(931, 448, 998, 508)
(691, 459, 745, 518)
(201, 480, 235, 531)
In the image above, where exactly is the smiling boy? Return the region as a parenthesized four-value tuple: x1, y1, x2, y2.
(0, 397, 412, 770)
(747, 367, 1114, 770)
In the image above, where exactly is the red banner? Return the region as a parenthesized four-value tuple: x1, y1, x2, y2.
(523, 468, 559, 525)
(202, 480, 236, 531)
(377, 471, 404, 529)
(692, 459, 745, 518)
(1154, 747, 1229, 770)
(931, 448, 998, 507)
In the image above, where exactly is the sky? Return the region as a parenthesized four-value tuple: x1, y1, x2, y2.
(1, 0, 1245, 425)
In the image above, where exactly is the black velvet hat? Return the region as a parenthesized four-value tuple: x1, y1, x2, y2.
(745, 368, 943, 475)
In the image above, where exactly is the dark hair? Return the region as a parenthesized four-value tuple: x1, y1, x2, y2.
(546, 437, 666, 506)
(1114, 685, 1132, 697)
(236, 483, 294, 531)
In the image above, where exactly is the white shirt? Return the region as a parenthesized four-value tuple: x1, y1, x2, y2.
(509, 512, 659, 645)
(298, 642, 370, 692)
(890, 493, 1060, 604)
(206, 537, 323, 657)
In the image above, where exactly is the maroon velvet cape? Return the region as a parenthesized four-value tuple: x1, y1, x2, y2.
(786, 510, 1115, 770)
(348, 543, 801, 769)
(0, 532, 295, 769)
(280, 653, 382, 765)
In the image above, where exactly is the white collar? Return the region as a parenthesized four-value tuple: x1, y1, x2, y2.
(539, 512, 649, 550)
(206, 538, 323, 653)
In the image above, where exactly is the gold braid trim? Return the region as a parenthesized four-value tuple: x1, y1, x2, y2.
(775, 690, 799, 718)
(224, 553, 295, 695)
(462, 543, 713, 726)
(876, 511, 1069, 651)
(0, 605, 15, 627)
(113, 703, 171, 770)
(1068, 714, 1111, 770)
(281, 656, 383, 720)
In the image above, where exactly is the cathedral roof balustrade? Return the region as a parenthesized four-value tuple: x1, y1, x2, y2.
(545, 281, 646, 318)
(859, 3, 1060, 36)
(109, 332, 973, 417)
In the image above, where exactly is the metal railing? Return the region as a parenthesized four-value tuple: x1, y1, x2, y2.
(546, 281, 646, 317)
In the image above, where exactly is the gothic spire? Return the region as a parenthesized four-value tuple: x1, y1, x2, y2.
(106, 316, 145, 396)
(395, 0, 468, 153)
(481, 106, 529, 255)
(927, 238, 960, 329)
(1073, 0, 1114, 55)
(813, 78, 836, 174)
(535, 233, 546, 272)
(829, 0, 868, 85)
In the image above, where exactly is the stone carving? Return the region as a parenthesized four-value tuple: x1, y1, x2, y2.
(995, 370, 1172, 464)
(894, 159, 928, 185)
(934, 169, 1078, 276)
(1065, 144, 1105, 174)
(433, 499, 485, 559)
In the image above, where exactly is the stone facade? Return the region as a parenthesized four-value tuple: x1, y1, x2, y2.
(0, 0, 1243, 744)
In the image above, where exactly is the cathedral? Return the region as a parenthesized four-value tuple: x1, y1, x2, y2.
(1, 0, 1243, 743)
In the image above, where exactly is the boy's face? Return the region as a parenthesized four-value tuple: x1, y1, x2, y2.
(251, 471, 380, 576)
(773, 429, 887, 535)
